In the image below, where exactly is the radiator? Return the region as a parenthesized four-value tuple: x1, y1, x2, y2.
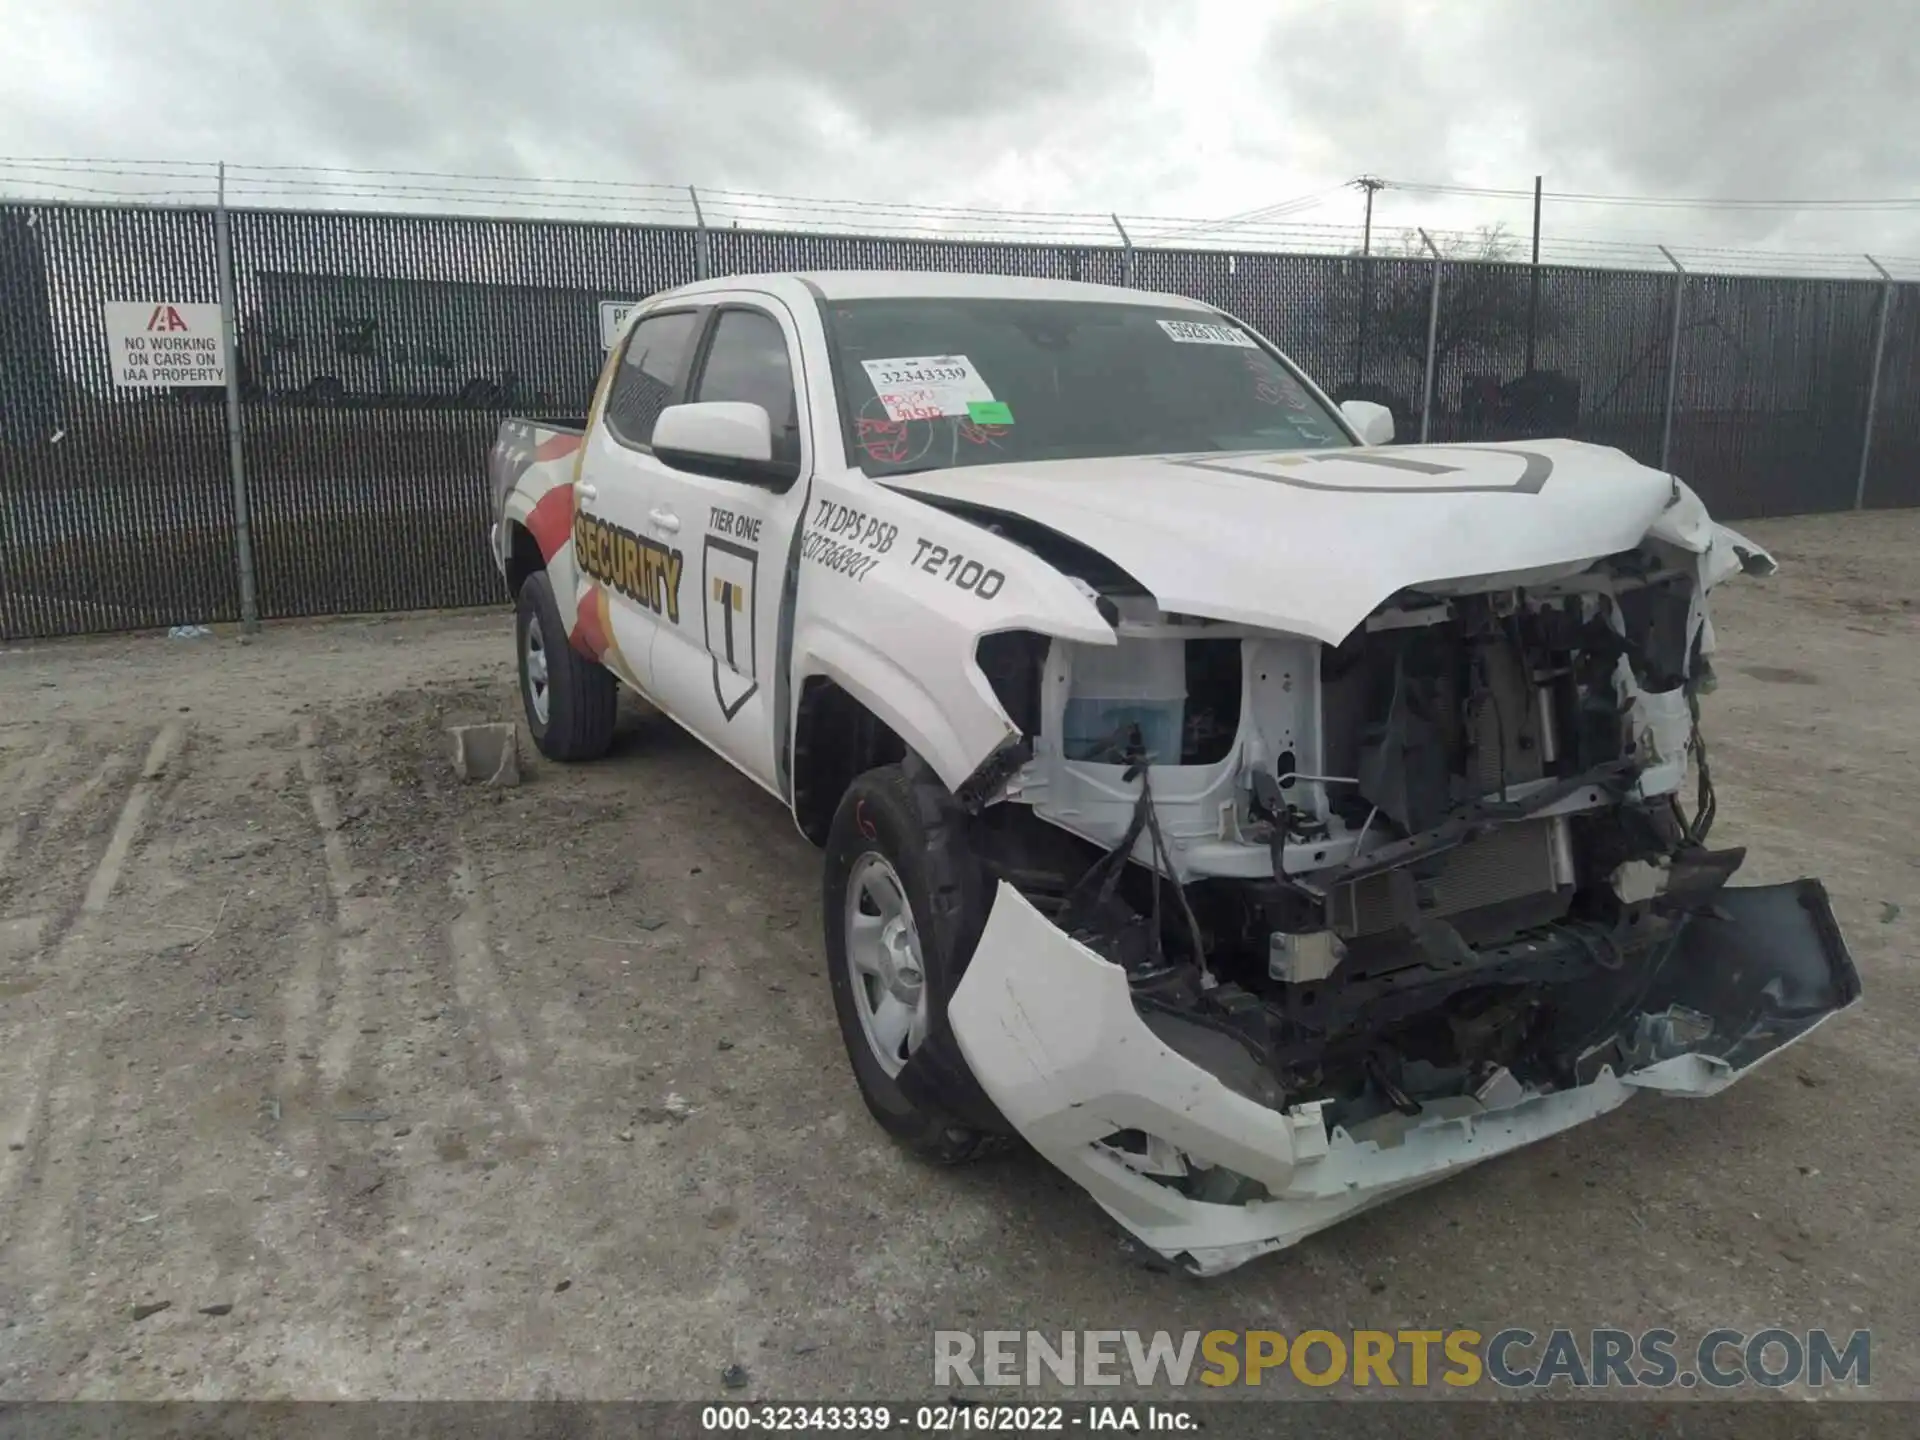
(1329, 817, 1564, 937)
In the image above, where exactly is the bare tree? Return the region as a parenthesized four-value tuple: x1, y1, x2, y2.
(1343, 223, 1565, 381)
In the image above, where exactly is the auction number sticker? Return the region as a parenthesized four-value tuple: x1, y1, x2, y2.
(860, 354, 996, 421)
(1157, 319, 1258, 348)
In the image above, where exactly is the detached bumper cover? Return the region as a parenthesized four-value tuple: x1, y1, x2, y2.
(947, 879, 1858, 1276)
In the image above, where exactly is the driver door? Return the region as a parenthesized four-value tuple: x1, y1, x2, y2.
(641, 297, 813, 791)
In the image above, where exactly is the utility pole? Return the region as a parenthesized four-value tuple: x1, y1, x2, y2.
(1359, 175, 1383, 257)
(1354, 176, 1385, 388)
(1525, 174, 1542, 374)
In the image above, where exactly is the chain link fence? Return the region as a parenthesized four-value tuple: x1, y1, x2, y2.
(2, 205, 236, 638)
(3, 200, 1916, 641)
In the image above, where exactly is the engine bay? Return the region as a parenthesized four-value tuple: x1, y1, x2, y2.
(970, 543, 1776, 1143)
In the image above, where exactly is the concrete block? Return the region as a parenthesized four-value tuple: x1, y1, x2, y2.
(449, 723, 521, 786)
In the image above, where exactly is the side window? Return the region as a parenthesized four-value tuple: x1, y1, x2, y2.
(692, 309, 801, 467)
(604, 310, 700, 449)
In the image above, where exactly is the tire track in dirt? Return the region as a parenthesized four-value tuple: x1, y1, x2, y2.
(300, 686, 559, 1154)
(273, 911, 331, 1168)
(278, 715, 535, 1251)
(279, 716, 425, 1285)
(0, 733, 139, 1212)
(448, 847, 544, 1139)
(0, 732, 74, 880)
(81, 725, 185, 915)
(45, 745, 135, 828)
(0, 721, 187, 1297)
(0, 734, 104, 979)
(294, 717, 376, 1094)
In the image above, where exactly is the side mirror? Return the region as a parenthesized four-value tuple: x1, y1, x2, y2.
(651, 401, 799, 487)
(653, 401, 773, 463)
(1340, 399, 1395, 447)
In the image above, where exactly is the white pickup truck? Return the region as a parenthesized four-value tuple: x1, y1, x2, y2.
(488, 270, 1858, 1275)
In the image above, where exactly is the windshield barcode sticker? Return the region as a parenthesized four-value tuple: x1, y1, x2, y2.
(860, 354, 996, 421)
(1157, 319, 1258, 348)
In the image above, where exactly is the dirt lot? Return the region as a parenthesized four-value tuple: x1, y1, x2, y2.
(1, 509, 1916, 1403)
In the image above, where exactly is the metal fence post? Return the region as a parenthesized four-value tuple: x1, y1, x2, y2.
(1111, 214, 1134, 287)
(214, 162, 260, 632)
(688, 185, 710, 280)
(1418, 229, 1442, 444)
(1354, 253, 1373, 389)
(1855, 255, 1895, 510)
(1657, 245, 1686, 473)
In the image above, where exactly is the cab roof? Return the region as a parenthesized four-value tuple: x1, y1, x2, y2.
(656, 269, 1219, 308)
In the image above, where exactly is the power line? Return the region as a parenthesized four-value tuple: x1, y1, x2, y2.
(678, 186, 1128, 223)
(1135, 187, 1341, 242)
(1384, 177, 1920, 212)
(0, 155, 210, 170)
(226, 164, 1129, 223)
(4, 154, 1332, 231)
(0, 160, 217, 184)
(0, 173, 214, 199)
(3, 156, 1915, 279)
(225, 161, 682, 193)
(218, 187, 699, 221)
(14, 155, 1915, 217)
(217, 171, 1354, 242)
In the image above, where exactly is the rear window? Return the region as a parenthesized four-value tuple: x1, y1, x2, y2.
(818, 296, 1350, 477)
(604, 310, 701, 449)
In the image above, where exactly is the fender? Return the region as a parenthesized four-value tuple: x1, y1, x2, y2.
(489, 345, 622, 640)
(789, 476, 1113, 794)
(1647, 478, 1778, 588)
(491, 421, 588, 609)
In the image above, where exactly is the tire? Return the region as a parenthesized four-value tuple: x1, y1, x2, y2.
(515, 569, 617, 762)
(823, 764, 999, 1164)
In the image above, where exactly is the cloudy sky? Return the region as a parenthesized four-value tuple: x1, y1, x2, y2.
(1, 0, 1914, 268)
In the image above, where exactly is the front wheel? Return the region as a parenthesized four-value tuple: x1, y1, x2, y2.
(515, 569, 617, 761)
(823, 765, 998, 1164)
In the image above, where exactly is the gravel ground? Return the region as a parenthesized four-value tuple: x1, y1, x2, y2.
(0, 509, 1915, 1403)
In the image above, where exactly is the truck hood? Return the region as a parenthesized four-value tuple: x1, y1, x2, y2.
(880, 439, 1696, 644)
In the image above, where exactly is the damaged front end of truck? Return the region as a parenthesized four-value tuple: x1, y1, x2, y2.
(934, 492, 1860, 1276)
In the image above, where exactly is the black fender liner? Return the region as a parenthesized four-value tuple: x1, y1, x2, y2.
(896, 1013, 1014, 1137)
(895, 751, 1016, 1137)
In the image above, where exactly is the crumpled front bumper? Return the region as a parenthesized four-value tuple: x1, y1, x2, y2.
(947, 880, 1859, 1276)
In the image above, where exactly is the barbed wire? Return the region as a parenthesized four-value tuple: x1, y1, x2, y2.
(1, 158, 1915, 281)
(1382, 178, 1920, 211)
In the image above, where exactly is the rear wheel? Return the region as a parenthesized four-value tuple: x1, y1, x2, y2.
(516, 569, 617, 761)
(823, 764, 998, 1163)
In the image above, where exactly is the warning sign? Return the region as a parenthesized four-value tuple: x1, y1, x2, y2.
(598, 300, 642, 351)
(102, 302, 227, 388)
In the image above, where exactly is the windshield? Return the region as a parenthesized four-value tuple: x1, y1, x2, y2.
(818, 296, 1352, 478)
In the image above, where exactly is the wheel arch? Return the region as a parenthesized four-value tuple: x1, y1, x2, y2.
(788, 628, 1017, 844)
(791, 674, 909, 845)
(503, 518, 544, 601)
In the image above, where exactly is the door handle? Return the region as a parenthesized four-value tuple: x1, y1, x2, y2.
(577, 482, 598, 500)
(648, 508, 681, 534)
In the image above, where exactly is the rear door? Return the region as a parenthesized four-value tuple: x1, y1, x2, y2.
(570, 305, 706, 695)
(641, 296, 812, 791)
